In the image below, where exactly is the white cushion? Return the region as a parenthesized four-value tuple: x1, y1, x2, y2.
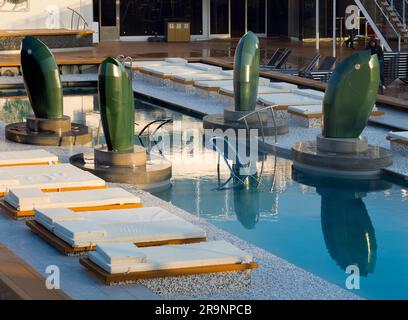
(35, 207, 206, 248)
(89, 240, 253, 274)
(54, 220, 107, 240)
(187, 63, 222, 72)
(288, 104, 322, 115)
(219, 85, 291, 95)
(194, 80, 233, 88)
(96, 243, 147, 264)
(0, 149, 58, 166)
(173, 73, 232, 82)
(164, 57, 188, 64)
(6, 187, 140, 211)
(294, 89, 325, 99)
(269, 82, 298, 90)
(258, 93, 322, 106)
(388, 131, 408, 141)
(0, 164, 105, 193)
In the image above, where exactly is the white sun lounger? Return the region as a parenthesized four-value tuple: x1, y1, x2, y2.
(387, 131, 408, 156)
(27, 207, 207, 254)
(141, 64, 222, 78)
(258, 93, 322, 108)
(269, 82, 298, 90)
(80, 240, 257, 283)
(128, 58, 188, 70)
(293, 89, 325, 99)
(194, 78, 271, 92)
(288, 104, 383, 128)
(0, 164, 106, 196)
(219, 85, 292, 97)
(2, 187, 142, 218)
(172, 71, 233, 84)
(0, 149, 59, 167)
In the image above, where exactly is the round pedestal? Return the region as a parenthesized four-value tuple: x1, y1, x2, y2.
(26, 116, 72, 133)
(5, 116, 92, 146)
(292, 136, 393, 179)
(224, 109, 268, 124)
(203, 112, 288, 136)
(94, 146, 147, 167)
(70, 147, 172, 192)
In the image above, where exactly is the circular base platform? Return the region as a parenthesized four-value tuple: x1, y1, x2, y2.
(203, 114, 289, 136)
(292, 140, 393, 179)
(70, 152, 172, 192)
(5, 122, 92, 146)
(94, 146, 147, 167)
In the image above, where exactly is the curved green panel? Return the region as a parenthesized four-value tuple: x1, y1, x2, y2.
(98, 57, 135, 152)
(20, 36, 63, 119)
(323, 50, 380, 138)
(233, 31, 260, 112)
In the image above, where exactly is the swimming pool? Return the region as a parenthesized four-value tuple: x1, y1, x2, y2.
(1, 92, 408, 299)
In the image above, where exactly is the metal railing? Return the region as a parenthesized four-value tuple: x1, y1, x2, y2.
(386, 0, 408, 29)
(355, 0, 401, 51)
(67, 7, 88, 30)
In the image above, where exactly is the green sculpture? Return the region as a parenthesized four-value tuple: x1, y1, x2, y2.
(234, 31, 260, 112)
(21, 36, 63, 119)
(98, 57, 135, 152)
(323, 50, 380, 138)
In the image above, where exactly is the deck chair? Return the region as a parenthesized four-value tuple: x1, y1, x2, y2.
(261, 49, 292, 70)
(80, 240, 257, 284)
(276, 53, 321, 76)
(261, 48, 287, 67)
(307, 56, 337, 82)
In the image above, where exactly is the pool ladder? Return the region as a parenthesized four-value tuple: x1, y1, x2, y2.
(137, 119, 173, 157)
(210, 104, 279, 191)
(116, 55, 134, 80)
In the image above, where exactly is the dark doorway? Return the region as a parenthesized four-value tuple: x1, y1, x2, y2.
(231, 0, 246, 37)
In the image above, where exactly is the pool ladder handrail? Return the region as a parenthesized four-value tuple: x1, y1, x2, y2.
(137, 118, 173, 157)
(116, 55, 134, 80)
(209, 136, 261, 190)
(236, 104, 279, 189)
(67, 7, 89, 31)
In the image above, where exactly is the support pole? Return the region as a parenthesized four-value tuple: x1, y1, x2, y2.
(333, 0, 336, 57)
(316, 0, 320, 50)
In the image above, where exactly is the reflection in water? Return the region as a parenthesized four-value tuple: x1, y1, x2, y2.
(293, 169, 392, 277)
(233, 168, 260, 230)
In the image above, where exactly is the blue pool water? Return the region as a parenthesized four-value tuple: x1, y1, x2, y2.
(137, 102, 408, 300)
(1, 92, 408, 299)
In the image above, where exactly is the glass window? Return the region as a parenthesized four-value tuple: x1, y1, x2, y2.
(247, 0, 266, 34)
(120, 0, 203, 37)
(210, 0, 229, 34)
(93, 0, 99, 22)
(100, 0, 116, 27)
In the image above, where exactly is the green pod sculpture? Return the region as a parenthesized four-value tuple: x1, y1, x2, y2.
(323, 50, 380, 138)
(98, 57, 135, 152)
(234, 31, 260, 112)
(21, 36, 63, 119)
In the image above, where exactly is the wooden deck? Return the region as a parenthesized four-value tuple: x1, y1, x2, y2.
(0, 242, 70, 300)
(0, 37, 406, 102)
